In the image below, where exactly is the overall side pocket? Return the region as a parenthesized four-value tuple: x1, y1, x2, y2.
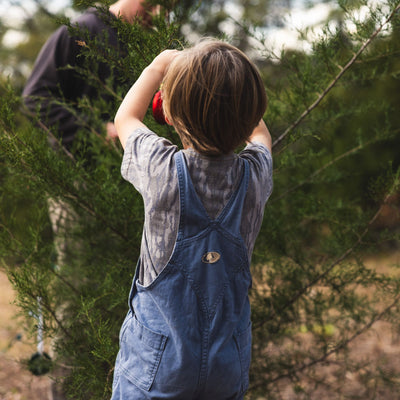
(119, 314, 168, 391)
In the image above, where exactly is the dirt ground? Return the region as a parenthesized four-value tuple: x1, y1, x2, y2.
(0, 271, 50, 400)
(1, 251, 400, 400)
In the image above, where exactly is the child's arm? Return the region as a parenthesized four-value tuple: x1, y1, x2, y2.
(115, 50, 179, 149)
(247, 119, 272, 152)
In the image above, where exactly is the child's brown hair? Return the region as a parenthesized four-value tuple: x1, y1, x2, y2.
(162, 39, 267, 155)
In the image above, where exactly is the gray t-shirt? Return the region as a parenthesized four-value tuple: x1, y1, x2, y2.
(121, 127, 273, 286)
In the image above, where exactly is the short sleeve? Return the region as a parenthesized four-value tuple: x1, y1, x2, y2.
(240, 142, 273, 203)
(121, 128, 178, 196)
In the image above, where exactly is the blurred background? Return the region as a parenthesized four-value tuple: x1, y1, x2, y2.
(1, 0, 399, 399)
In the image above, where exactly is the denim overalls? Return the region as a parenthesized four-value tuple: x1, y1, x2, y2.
(112, 151, 252, 400)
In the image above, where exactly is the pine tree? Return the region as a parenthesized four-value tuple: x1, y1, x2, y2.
(1, 1, 182, 398)
(1, 1, 400, 399)
(247, 1, 400, 397)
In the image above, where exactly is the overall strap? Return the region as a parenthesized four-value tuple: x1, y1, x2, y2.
(174, 151, 210, 239)
(174, 151, 249, 239)
(216, 156, 249, 235)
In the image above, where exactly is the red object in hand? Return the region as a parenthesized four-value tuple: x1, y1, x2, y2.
(152, 90, 166, 125)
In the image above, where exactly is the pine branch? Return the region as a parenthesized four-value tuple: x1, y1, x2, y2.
(1, 126, 130, 242)
(50, 268, 81, 296)
(72, 64, 123, 102)
(272, 2, 400, 149)
(254, 176, 400, 329)
(5, 264, 72, 340)
(250, 290, 400, 390)
(273, 126, 400, 203)
(28, 290, 72, 339)
(271, 143, 366, 203)
(0, 222, 18, 244)
(71, 101, 122, 154)
(0, 223, 39, 267)
(33, 114, 76, 162)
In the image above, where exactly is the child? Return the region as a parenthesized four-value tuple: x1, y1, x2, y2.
(111, 39, 273, 400)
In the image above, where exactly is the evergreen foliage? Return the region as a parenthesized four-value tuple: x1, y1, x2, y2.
(1, 0, 400, 398)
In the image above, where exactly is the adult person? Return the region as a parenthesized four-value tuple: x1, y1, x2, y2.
(22, 2, 160, 399)
(22, 0, 160, 271)
(23, 0, 158, 152)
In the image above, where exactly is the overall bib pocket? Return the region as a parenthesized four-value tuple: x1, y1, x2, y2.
(234, 322, 252, 393)
(119, 314, 168, 391)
